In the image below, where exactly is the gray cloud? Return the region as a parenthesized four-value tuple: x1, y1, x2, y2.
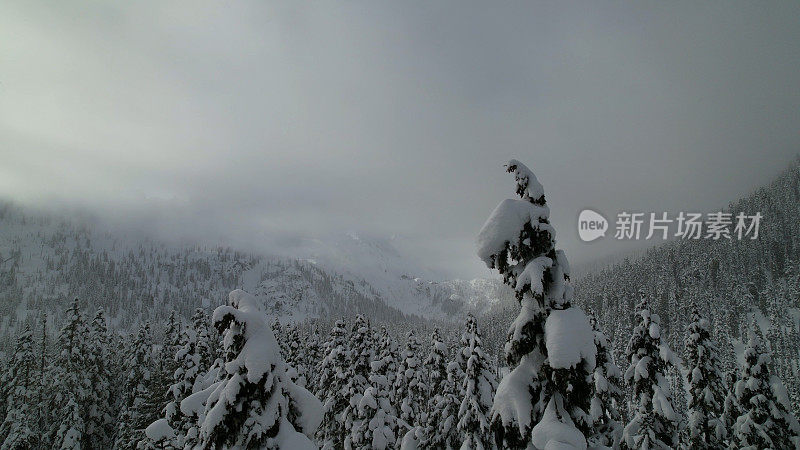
(2, 1, 800, 278)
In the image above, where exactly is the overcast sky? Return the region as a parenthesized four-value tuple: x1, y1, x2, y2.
(2, 1, 800, 279)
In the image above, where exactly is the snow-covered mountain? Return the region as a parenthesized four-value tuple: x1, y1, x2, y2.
(0, 202, 510, 346)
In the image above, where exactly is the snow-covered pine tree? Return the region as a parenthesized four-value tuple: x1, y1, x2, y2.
(34, 312, 50, 448)
(303, 325, 323, 388)
(162, 317, 203, 448)
(114, 321, 154, 449)
(587, 314, 624, 449)
(179, 357, 225, 450)
(316, 320, 351, 449)
(53, 298, 90, 450)
(162, 310, 182, 380)
(349, 356, 399, 450)
(348, 325, 402, 450)
(684, 305, 726, 449)
(374, 326, 399, 390)
(0, 325, 37, 449)
(134, 320, 180, 450)
(721, 370, 740, 444)
(283, 324, 307, 387)
(273, 317, 286, 356)
(197, 289, 322, 449)
(423, 328, 447, 419)
(426, 360, 463, 450)
(342, 315, 374, 449)
(621, 295, 681, 450)
(457, 314, 497, 450)
(477, 160, 596, 449)
(85, 308, 115, 449)
(393, 331, 426, 431)
(191, 307, 215, 374)
(730, 324, 800, 449)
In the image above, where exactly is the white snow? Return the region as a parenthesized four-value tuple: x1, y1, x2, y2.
(214, 290, 281, 383)
(506, 159, 545, 201)
(531, 398, 587, 450)
(516, 256, 553, 295)
(476, 198, 552, 266)
(275, 418, 318, 450)
(491, 353, 539, 436)
(285, 378, 323, 437)
(144, 418, 174, 441)
(399, 427, 421, 450)
(545, 308, 596, 369)
(770, 375, 792, 410)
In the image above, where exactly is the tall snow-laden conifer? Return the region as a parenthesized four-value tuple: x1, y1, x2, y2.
(457, 314, 497, 450)
(350, 325, 401, 450)
(342, 315, 374, 450)
(197, 289, 322, 449)
(316, 320, 350, 449)
(34, 313, 50, 448)
(420, 328, 448, 445)
(86, 308, 115, 449)
(587, 315, 624, 449)
(114, 321, 154, 449)
(477, 160, 596, 449)
(53, 298, 90, 450)
(374, 326, 399, 390)
(394, 331, 426, 430)
(283, 324, 308, 387)
(684, 305, 726, 449)
(0, 325, 37, 449)
(730, 324, 800, 449)
(621, 295, 680, 450)
(426, 360, 463, 450)
(162, 319, 203, 448)
(191, 308, 215, 374)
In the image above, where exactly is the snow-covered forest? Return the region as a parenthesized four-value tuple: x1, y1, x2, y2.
(1, 160, 800, 449)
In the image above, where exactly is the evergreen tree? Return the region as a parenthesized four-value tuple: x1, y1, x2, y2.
(137, 330, 177, 446)
(426, 360, 463, 450)
(197, 290, 322, 449)
(587, 315, 624, 449)
(0, 325, 37, 449)
(190, 308, 215, 374)
(457, 315, 497, 450)
(85, 308, 115, 449)
(163, 319, 203, 448)
(316, 320, 350, 449)
(342, 315, 374, 449)
(684, 306, 726, 449)
(423, 328, 448, 418)
(393, 331, 426, 430)
(53, 298, 90, 450)
(730, 325, 800, 449)
(34, 313, 51, 449)
(621, 295, 681, 450)
(349, 375, 398, 450)
(114, 322, 154, 449)
(373, 326, 399, 390)
(349, 325, 401, 450)
(303, 325, 323, 388)
(283, 324, 307, 387)
(477, 160, 596, 449)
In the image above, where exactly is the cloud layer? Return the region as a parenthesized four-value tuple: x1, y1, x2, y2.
(2, 1, 800, 278)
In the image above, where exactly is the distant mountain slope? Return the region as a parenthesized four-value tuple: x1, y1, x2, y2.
(573, 159, 800, 414)
(0, 202, 509, 349)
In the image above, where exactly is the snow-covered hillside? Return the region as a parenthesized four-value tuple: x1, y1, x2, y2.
(0, 202, 510, 347)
